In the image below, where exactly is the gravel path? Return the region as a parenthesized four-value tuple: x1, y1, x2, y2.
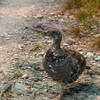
(0, 0, 64, 45)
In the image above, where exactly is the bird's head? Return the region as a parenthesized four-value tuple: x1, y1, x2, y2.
(43, 28, 62, 40)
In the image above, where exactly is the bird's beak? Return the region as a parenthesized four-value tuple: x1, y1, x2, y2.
(33, 28, 48, 36)
(42, 30, 52, 37)
(33, 28, 51, 37)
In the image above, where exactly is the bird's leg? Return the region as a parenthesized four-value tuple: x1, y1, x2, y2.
(60, 82, 67, 100)
(57, 82, 66, 93)
(56, 82, 66, 100)
(61, 82, 66, 93)
(66, 81, 80, 91)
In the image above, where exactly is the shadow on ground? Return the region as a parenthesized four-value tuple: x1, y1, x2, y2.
(62, 83, 100, 100)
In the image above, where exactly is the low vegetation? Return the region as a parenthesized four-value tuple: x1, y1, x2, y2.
(62, 0, 100, 48)
(91, 30, 100, 48)
(92, 37, 100, 48)
(62, 0, 100, 29)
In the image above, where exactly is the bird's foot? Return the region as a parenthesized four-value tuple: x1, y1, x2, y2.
(66, 82, 79, 91)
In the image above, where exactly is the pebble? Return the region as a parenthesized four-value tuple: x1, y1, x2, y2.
(65, 38, 75, 45)
(60, 19, 64, 23)
(69, 15, 75, 20)
(85, 52, 94, 58)
(18, 44, 24, 49)
(46, 40, 52, 44)
(80, 52, 83, 54)
(94, 34, 100, 38)
(15, 83, 28, 95)
(39, 51, 45, 56)
(42, 97, 49, 100)
(97, 64, 100, 67)
(33, 14, 43, 19)
(93, 62, 97, 66)
(1, 83, 12, 96)
(34, 78, 40, 82)
(77, 48, 83, 51)
(95, 56, 100, 61)
(22, 73, 28, 79)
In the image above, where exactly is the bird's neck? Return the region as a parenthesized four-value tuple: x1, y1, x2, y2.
(52, 37, 62, 50)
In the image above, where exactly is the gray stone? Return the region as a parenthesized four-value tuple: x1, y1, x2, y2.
(95, 56, 100, 61)
(1, 83, 12, 96)
(42, 97, 49, 100)
(15, 83, 28, 95)
(85, 52, 94, 58)
(77, 48, 82, 51)
(39, 51, 45, 56)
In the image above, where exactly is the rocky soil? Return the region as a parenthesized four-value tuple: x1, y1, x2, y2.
(0, 0, 100, 100)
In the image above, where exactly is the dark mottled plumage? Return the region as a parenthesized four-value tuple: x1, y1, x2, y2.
(41, 28, 86, 99)
(43, 28, 86, 84)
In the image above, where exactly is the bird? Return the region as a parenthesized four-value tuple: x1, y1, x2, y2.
(41, 28, 86, 99)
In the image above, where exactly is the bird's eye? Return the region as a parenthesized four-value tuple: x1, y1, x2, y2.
(52, 31, 56, 34)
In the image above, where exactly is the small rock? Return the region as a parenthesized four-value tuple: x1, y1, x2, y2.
(29, 61, 41, 68)
(28, 66, 31, 69)
(97, 64, 100, 67)
(86, 52, 94, 58)
(34, 66, 41, 71)
(93, 62, 97, 66)
(33, 14, 43, 19)
(50, 12, 55, 15)
(1, 83, 12, 96)
(77, 48, 83, 51)
(60, 19, 64, 23)
(80, 52, 83, 54)
(18, 44, 24, 49)
(22, 73, 28, 79)
(39, 51, 45, 56)
(65, 38, 75, 45)
(63, 43, 69, 46)
(95, 56, 100, 61)
(69, 15, 75, 20)
(15, 83, 28, 95)
(42, 97, 49, 100)
(34, 78, 40, 82)
(94, 34, 100, 38)
(46, 40, 52, 44)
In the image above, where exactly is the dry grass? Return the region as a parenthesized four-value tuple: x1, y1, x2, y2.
(62, 0, 100, 29)
(70, 26, 81, 37)
(92, 36, 100, 48)
(70, 26, 88, 37)
(61, 0, 100, 48)
(63, 0, 84, 9)
(91, 30, 100, 48)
